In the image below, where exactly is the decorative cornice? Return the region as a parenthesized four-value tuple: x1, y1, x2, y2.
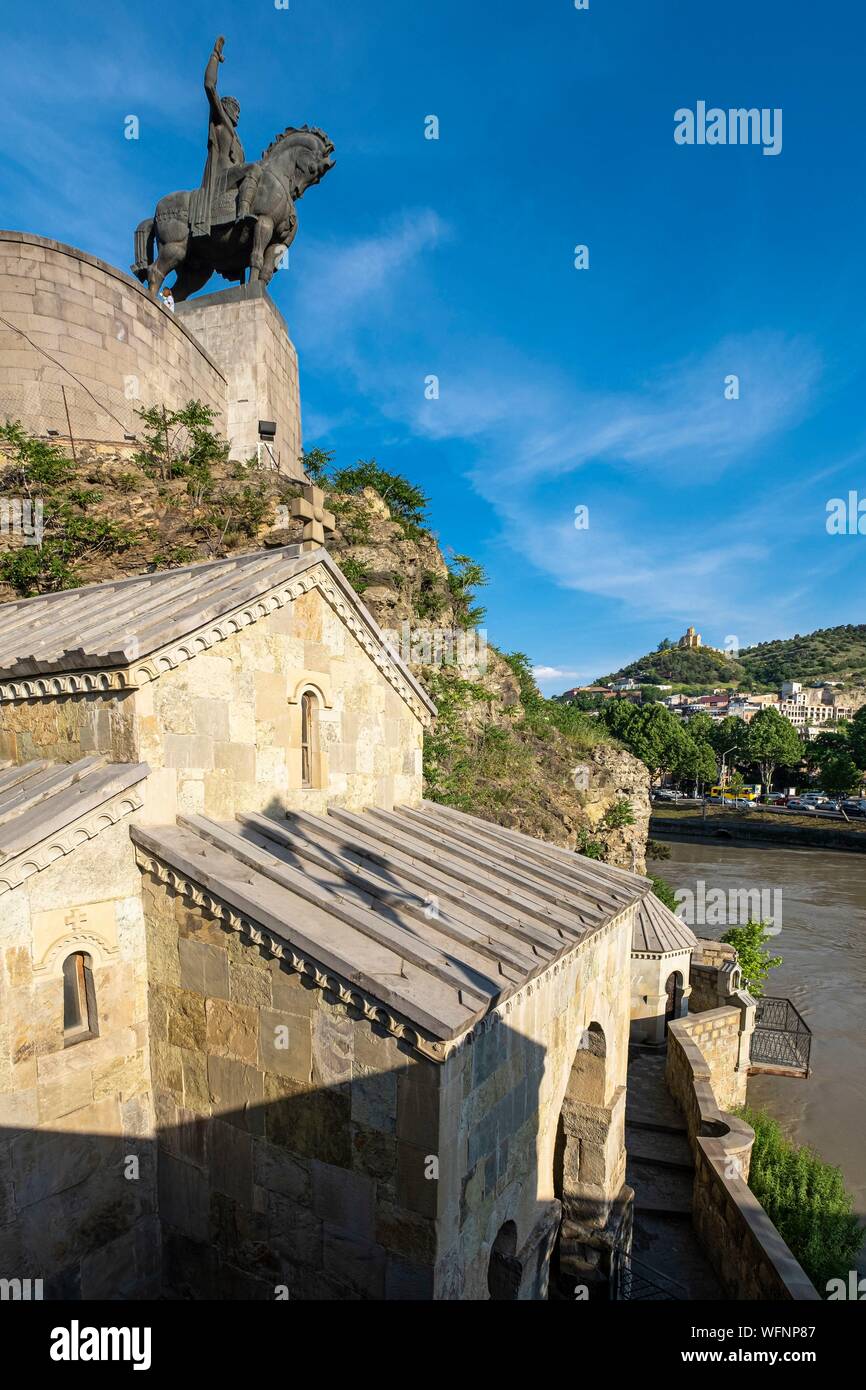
(135, 846, 448, 1063)
(0, 563, 434, 727)
(631, 946, 695, 959)
(0, 790, 144, 895)
(0, 670, 133, 701)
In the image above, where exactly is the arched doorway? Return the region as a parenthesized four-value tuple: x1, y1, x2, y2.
(550, 1021, 628, 1299)
(547, 1023, 631, 1301)
(488, 1220, 521, 1300)
(664, 971, 684, 1032)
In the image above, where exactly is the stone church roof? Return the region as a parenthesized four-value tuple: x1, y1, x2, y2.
(0, 756, 148, 892)
(131, 800, 649, 1055)
(0, 545, 436, 722)
(631, 889, 698, 956)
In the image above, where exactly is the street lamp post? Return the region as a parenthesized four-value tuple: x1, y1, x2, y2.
(719, 745, 738, 809)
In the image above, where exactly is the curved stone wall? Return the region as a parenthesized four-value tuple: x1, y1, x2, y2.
(0, 231, 227, 445)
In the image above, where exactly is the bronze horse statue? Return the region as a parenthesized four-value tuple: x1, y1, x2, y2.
(131, 124, 335, 301)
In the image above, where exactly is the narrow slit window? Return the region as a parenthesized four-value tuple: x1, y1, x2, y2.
(62, 951, 98, 1045)
(301, 690, 319, 787)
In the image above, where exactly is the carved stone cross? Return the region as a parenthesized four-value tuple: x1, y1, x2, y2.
(291, 484, 336, 551)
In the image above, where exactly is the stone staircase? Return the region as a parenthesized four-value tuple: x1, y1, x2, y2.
(624, 1045, 725, 1300)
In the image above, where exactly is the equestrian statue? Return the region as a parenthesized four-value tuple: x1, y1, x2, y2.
(131, 35, 334, 301)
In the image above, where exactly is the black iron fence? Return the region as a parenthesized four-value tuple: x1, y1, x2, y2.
(751, 996, 812, 1073)
(616, 1254, 683, 1300)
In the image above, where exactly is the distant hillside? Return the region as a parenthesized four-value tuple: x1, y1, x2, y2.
(597, 645, 744, 687)
(738, 625, 866, 686)
(597, 624, 866, 691)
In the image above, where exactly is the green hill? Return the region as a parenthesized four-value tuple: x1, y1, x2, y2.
(596, 624, 866, 692)
(597, 645, 744, 687)
(738, 625, 866, 686)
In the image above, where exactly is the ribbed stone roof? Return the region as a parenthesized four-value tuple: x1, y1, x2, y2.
(0, 545, 435, 717)
(0, 756, 148, 873)
(131, 800, 650, 1044)
(631, 889, 698, 955)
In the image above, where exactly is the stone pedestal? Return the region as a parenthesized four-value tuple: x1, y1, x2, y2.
(175, 282, 303, 478)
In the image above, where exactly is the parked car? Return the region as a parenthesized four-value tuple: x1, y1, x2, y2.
(786, 797, 809, 811)
(841, 798, 866, 818)
(652, 788, 685, 801)
(801, 792, 830, 806)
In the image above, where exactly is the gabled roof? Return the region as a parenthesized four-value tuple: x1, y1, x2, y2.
(0, 545, 436, 723)
(131, 800, 649, 1058)
(0, 756, 148, 893)
(631, 890, 698, 956)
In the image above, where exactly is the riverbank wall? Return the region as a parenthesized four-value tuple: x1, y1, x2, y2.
(651, 814, 866, 853)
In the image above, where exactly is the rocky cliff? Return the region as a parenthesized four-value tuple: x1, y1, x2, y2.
(0, 430, 651, 871)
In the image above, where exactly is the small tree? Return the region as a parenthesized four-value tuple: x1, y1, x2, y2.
(135, 401, 227, 482)
(721, 920, 782, 997)
(727, 770, 746, 798)
(0, 420, 76, 493)
(447, 554, 488, 629)
(300, 446, 335, 486)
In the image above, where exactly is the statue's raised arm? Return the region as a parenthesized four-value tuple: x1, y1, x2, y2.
(204, 36, 228, 125)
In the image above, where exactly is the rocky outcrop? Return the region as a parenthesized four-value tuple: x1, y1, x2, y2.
(0, 448, 650, 872)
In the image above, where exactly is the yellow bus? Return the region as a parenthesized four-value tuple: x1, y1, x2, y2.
(709, 785, 761, 803)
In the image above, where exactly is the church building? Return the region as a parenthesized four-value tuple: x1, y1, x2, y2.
(0, 542, 650, 1300)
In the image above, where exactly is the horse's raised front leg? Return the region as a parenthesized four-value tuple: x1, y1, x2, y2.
(247, 217, 274, 284)
(147, 241, 186, 298)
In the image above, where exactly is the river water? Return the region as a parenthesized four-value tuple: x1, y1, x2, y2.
(661, 839, 866, 1258)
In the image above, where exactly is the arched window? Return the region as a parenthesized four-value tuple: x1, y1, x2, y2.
(301, 690, 319, 788)
(62, 951, 98, 1045)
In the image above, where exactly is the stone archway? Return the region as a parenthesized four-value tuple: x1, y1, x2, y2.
(551, 1021, 630, 1298)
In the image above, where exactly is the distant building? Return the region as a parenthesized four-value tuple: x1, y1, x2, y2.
(778, 681, 854, 729)
(678, 626, 702, 650)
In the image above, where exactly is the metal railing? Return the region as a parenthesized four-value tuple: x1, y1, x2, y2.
(616, 1254, 683, 1301)
(751, 996, 812, 1073)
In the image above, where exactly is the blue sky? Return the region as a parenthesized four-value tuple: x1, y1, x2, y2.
(2, 0, 865, 688)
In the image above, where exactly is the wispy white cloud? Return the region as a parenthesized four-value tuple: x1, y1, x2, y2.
(285, 216, 827, 667)
(532, 665, 580, 681)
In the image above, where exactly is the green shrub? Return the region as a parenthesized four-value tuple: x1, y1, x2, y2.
(602, 798, 635, 830)
(0, 544, 76, 595)
(720, 920, 782, 997)
(336, 556, 370, 593)
(575, 826, 604, 859)
(650, 875, 679, 912)
(330, 459, 429, 537)
(0, 420, 76, 490)
(741, 1107, 863, 1292)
